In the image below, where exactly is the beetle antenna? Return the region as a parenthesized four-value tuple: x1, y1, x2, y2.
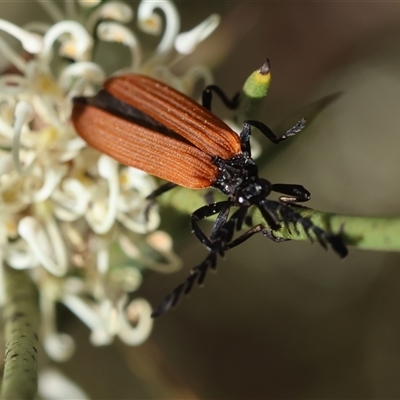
(261, 199, 348, 258)
(151, 251, 218, 317)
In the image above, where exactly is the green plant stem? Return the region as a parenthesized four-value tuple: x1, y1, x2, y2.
(159, 186, 400, 252)
(252, 206, 400, 251)
(1, 267, 39, 400)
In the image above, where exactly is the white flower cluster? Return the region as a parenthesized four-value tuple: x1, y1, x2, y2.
(0, 0, 219, 361)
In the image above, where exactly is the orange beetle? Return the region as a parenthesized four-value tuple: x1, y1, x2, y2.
(72, 69, 347, 317)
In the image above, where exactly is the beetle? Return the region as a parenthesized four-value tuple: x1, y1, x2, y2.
(71, 63, 348, 317)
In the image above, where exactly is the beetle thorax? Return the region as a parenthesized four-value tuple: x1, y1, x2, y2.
(212, 154, 272, 205)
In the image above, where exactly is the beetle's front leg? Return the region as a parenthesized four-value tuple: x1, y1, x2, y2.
(271, 183, 311, 203)
(190, 201, 232, 251)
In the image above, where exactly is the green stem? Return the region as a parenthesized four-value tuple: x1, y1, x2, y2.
(251, 206, 400, 251)
(159, 186, 400, 252)
(1, 267, 39, 400)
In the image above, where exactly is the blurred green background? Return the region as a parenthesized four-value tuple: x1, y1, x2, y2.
(3, 1, 400, 398)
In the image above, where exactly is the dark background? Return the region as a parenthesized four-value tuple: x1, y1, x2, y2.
(4, 1, 400, 398)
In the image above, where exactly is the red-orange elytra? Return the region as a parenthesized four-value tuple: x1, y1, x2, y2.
(72, 75, 240, 189)
(71, 68, 348, 317)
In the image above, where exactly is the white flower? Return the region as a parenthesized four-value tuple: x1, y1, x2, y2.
(0, 0, 220, 360)
(39, 367, 89, 400)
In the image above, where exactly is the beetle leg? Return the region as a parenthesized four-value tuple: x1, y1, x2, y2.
(202, 84, 240, 111)
(190, 201, 232, 250)
(211, 206, 249, 252)
(261, 228, 291, 243)
(225, 224, 264, 250)
(223, 205, 290, 251)
(258, 199, 281, 230)
(210, 207, 231, 243)
(144, 182, 177, 221)
(228, 206, 249, 233)
(146, 182, 177, 201)
(271, 183, 311, 203)
(241, 118, 306, 152)
(203, 190, 215, 205)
